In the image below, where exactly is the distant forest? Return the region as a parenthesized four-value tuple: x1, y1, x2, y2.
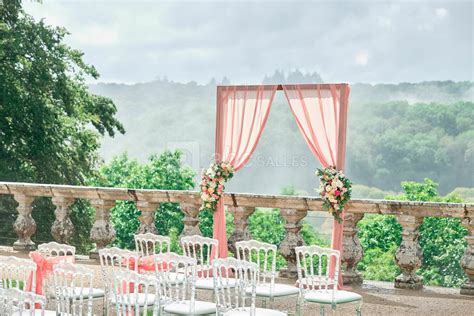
(90, 71, 474, 196)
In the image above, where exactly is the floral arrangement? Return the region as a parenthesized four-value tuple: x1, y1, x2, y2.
(200, 161, 234, 211)
(316, 166, 352, 223)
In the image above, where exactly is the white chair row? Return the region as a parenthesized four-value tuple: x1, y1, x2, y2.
(136, 234, 300, 305)
(0, 238, 363, 315)
(134, 233, 363, 315)
(0, 260, 95, 315)
(98, 248, 286, 316)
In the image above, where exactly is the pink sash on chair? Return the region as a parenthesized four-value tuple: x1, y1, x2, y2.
(26, 251, 75, 295)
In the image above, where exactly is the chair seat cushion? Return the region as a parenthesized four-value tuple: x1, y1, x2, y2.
(297, 277, 335, 290)
(73, 287, 105, 298)
(304, 290, 362, 304)
(246, 283, 299, 298)
(111, 293, 156, 306)
(223, 307, 287, 316)
(164, 300, 216, 315)
(196, 277, 238, 290)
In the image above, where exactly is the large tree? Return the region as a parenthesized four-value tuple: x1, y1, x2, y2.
(0, 0, 124, 184)
(0, 1, 124, 250)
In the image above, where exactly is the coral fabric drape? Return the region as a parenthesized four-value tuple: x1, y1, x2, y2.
(26, 251, 75, 295)
(283, 84, 350, 288)
(212, 85, 278, 259)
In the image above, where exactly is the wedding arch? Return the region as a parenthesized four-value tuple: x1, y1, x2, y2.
(211, 83, 350, 286)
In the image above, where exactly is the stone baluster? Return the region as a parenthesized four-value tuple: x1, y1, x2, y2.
(51, 196, 75, 244)
(180, 203, 201, 237)
(228, 206, 255, 254)
(280, 208, 308, 278)
(12, 194, 36, 251)
(460, 214, 474, 295)
(395, 215, 423, 289)
(89, 199, 116, 259)
(136, 201, 159, 234)
(342, 213, 364, 285)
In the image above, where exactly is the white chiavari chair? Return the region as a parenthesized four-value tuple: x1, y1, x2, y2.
(181, 235, 219, 291)
(134, 233, 171, 256)
(112, 269, 160, 316)
(52, 262, 95, 316)
(99, 247, 139, 316)
(154, 252, 215, 315)
(37, 242, 76, 258)
(36, 242, 78, 300)
(1, 288, 49, 316)
(213, 257, 286, 316)
(0, 256, 36, 293)
(295, 245, 362, 316)
(236, 240, 299, 310)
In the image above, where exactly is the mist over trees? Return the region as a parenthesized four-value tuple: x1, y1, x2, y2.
(91, 71, 474, 195)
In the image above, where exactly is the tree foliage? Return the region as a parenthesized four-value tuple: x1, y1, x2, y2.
(0, 1, 123, 248)
(358, 178, 468, 287)
(348, 101, 474, 192)
(89, 151, 195, 249)
(0, 0, 124, 184)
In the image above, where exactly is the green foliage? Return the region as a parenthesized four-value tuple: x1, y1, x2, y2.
(0, 1, 123, 184)
(348, 101, 474, 192)
(358, 245, 399, 282)
(358, 178, 468, 287)
(89, 151, 195, 249)
(450, 187, 474, 203)
(0, 1, 123, 248)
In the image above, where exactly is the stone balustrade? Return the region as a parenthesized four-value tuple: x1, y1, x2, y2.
(0, 181, 473, 295)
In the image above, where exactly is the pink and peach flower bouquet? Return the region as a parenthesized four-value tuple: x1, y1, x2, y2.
(200, 161, 234, 212)
(316, 166, 352, 223)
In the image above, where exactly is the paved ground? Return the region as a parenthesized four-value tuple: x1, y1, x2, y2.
(1, 249, 473, 315)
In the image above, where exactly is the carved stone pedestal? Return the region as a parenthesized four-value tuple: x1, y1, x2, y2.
(279, 208, 307, 278)
(51, 197, 75, 243)
(395, 215, 423, 290)
(12, 194, 36, 251)
(90, 199, 116, 259)
(180, 203, 201, 238)
(461, 216, 474, 295)
(136, 201, 159, 234)
(342, 213, 364, 285)
(228, 206, 254, 254)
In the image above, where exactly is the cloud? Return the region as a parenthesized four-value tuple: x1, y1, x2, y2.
(22, 1, 473, 84)
(435, 7, 449, 18)
(355, 51, 369, 66)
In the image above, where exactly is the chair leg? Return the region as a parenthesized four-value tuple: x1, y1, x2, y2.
(356, 300, 362, 316)
(320, 304, 326, 316)
(296, 295, 303, 316)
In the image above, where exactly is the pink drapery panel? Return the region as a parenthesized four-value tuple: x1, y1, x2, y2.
(213, 85, 278, 259)
(282, 83, 350, 288)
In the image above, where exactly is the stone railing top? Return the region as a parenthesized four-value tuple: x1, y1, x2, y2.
(0, 181, 472, 218)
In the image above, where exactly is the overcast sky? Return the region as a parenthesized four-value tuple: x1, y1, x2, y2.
(24, 0, 473, 85)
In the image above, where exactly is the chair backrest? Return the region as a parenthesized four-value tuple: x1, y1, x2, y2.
(52, 261, 94, 316)
(99, 247, 139, 296)
(213, 257, 258, 315)
(295, 245, 339, 294)
(153, 253, 197, 310)
(236, 240, 277, 286)
(0, 288, 46, 315)
(0, 256, 37, 292)
(112, 270, 160, 316)
(134, 233, 171, 256)
(38, 241, 76, 257)
(181, 235, 217, 279)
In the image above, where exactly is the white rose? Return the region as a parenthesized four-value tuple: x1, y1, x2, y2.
(325, 185, 332, 192)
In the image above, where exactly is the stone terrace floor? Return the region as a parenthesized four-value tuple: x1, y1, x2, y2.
(1, 248, 473, 316)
